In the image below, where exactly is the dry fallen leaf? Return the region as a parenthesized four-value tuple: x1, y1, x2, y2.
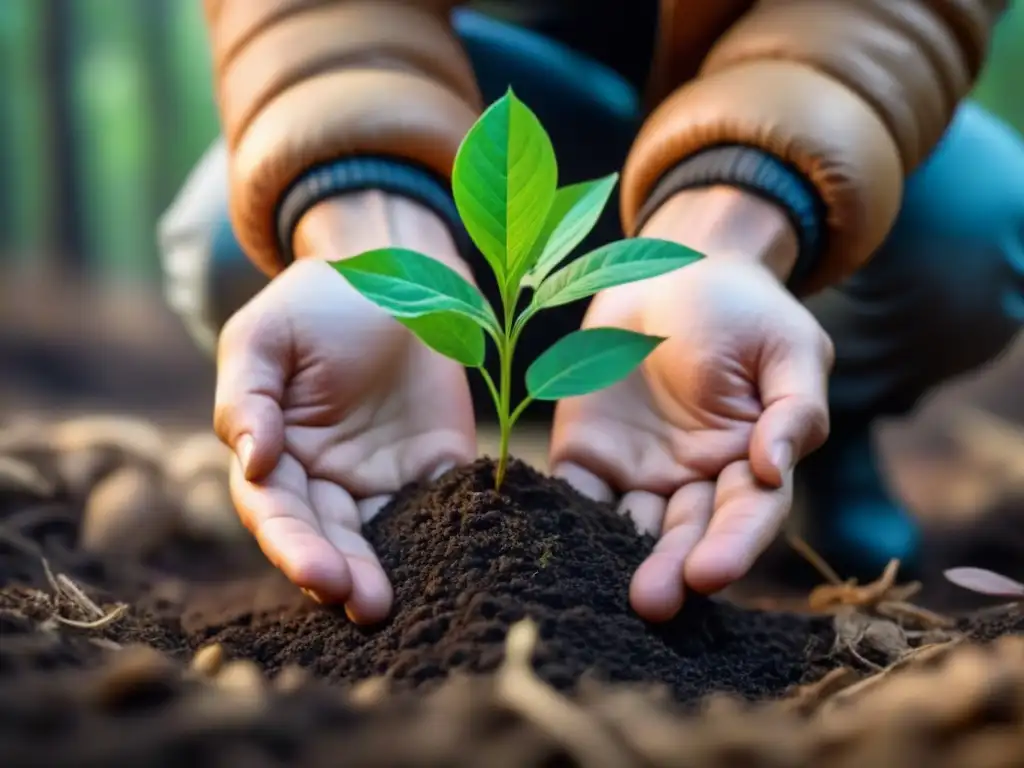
(944, 567, 1024, 599)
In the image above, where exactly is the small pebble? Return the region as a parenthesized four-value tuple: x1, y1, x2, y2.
(80, 465, 177, 557)
(90, 645, 176, 710)
(215, 660, 266, 698)
(191, 643, 225, 678)
(349, 677, 388, 707)
(55, 446, 120, 498)
(274, 665, 310, 694)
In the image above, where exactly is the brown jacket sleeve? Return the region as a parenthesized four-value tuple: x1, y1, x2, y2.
(203, 0, 481, 276)
(622, 0, 1007, 294)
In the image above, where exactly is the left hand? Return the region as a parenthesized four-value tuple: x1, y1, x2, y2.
(549, 188, 835, 621)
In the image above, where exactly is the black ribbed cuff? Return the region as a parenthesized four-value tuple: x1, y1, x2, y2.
(634, 145, 826, 291)
(275, 156, 468, 263)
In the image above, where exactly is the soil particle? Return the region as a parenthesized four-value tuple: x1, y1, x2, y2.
(187, 460, 836, 703)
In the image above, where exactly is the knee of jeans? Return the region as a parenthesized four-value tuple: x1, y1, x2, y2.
(869, 103, 1024, 320)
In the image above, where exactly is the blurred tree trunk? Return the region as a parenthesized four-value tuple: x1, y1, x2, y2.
(142, 0, 174, 215)
(40, 0, 85, 271)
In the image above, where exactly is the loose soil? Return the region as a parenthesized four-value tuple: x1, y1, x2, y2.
(182, 460, 837, 699)
(2, 433, 1024, 767)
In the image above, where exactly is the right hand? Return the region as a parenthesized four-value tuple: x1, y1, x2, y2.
(214, 195, 477, 623)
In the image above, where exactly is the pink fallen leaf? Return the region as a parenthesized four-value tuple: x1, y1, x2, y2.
(944, 567, 1024, 598)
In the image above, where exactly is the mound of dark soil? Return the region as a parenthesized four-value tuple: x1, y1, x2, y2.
(180, 460, 839, 703)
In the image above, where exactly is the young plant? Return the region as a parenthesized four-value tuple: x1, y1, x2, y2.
(330, 89, 703, 488)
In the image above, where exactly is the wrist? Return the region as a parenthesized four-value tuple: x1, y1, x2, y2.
(293, 191, 472, 279)
(638, 186, 799, 282)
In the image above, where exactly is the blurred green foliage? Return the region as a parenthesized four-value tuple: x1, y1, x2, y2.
(0, 1, 1020, 279)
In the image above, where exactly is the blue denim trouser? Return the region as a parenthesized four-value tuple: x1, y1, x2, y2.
(160, 9, 1024, 442)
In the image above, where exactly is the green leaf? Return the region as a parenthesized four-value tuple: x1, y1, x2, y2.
(452, 89, 557, 288)
(532, 238, 702, 310)
(399, 311, 486, 368)
(330, 247, 498, 332)
(526, 327, 664, 401)
(524, 174, 618, 287)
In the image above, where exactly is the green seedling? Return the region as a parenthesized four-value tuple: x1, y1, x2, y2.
(330, 89, 703, 488)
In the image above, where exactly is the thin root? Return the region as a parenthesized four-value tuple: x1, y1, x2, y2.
(821, 638, 963, 714)
(43, 558, 104, 619)
(42, 558, 127, 630)
(57, 574, 106, 618)
(781, 667, 861, 716)
(795, 550, 956, 630)
(786, 531, 843, 586)
(809, 559, 902, 612)
(496, 620, 635, 768)
(876, 600, 956, 630)
(52, 604, 128, 629)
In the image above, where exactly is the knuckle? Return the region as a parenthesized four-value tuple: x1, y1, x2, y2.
(803, 402, 831, 451)
(212, 398, 236, 443)
(217, 305, 255, 358)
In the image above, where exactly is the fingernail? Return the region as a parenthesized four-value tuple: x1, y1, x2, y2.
(429, 461, 457, 482)
(770, 442, 793, 475)
(300, 588, 322, 604)
(237, 434, 254, 474)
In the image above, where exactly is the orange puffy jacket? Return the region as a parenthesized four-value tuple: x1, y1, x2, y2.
(203, 0, 1006, 294)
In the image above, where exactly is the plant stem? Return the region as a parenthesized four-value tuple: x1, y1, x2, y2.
(509, 396, 533, 428)
(478, 366, 501, 414)
(494, 307, 515, 490)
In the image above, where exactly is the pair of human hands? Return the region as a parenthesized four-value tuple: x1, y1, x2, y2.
(214, 188, 834, 625)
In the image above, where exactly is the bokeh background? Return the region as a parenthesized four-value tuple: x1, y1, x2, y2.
(0, 0, 1022, 525)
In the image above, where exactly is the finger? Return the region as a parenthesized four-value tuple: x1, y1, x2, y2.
(214, 309, 288, 482)
(749, 334, 832, 488)
(630, 481, 714, 622)
(310, 479, 393, 625)
(229, 455, 352, 601)
(553, 462, 614, 503)
(684, 460, 792, 594)
(617, 490, 666, 537)
(358, 493, 393, 524)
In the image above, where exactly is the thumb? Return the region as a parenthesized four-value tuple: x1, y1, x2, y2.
(749, 332, 832, 488)
(213, 311, 288, 482)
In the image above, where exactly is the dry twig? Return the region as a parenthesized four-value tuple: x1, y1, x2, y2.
(818, 638, 963, 715)
(780, 667, 861, 716)
(496, 620, 635, 768)
(787, 533, 954, 630)
(41, 557, 128, 630)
